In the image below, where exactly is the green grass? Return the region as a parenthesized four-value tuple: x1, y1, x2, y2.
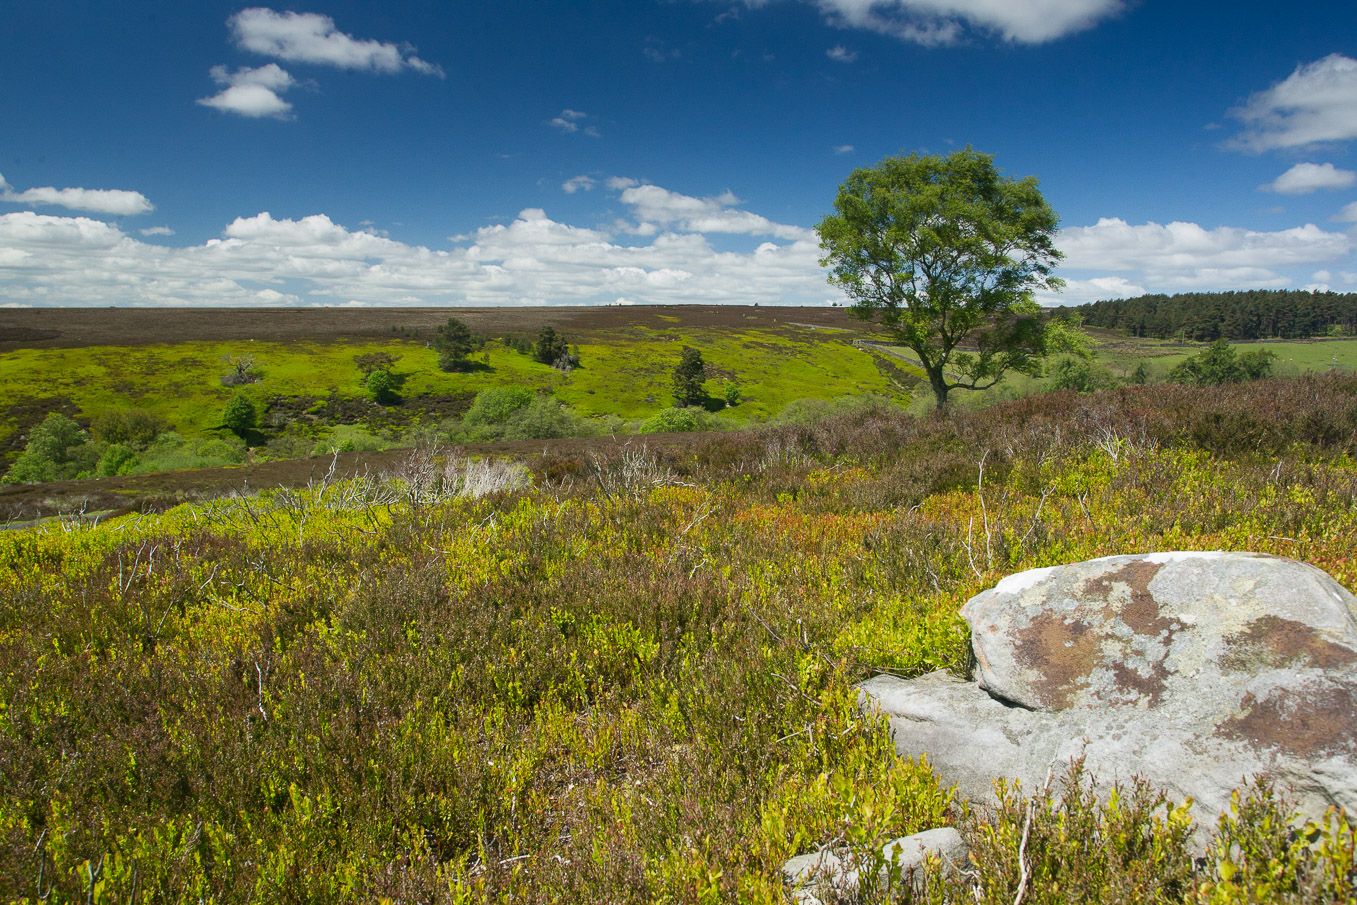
(1088, 337, 1357, 381)
(0, 325, 905, 447)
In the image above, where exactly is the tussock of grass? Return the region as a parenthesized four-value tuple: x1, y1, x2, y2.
(0, 376, 1355, 902)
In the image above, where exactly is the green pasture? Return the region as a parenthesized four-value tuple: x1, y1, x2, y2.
(0, 323, 905, 443)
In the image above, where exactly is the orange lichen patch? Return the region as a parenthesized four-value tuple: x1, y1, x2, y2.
(1012, 614, 1100, 709)
(1221, 615, 1357, 673)
(1080, 560, 1175, 638)
(1217, 683, 1357, 758)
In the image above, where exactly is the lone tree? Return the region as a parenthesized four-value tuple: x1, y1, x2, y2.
(817, 148, 1075, 409)
(221, 394, 257, 438)
(434, 318, 475, 372)
(672, 346, 707, 407)
(534, 326, 567, 365)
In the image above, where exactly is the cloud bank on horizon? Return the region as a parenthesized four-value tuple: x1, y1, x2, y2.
(1, 175, 1351, 308)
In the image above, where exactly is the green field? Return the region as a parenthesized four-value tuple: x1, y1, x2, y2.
(6, 306, 1355, 481)
(0, 323, 909, 450)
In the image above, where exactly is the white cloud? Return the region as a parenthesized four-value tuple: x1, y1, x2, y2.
(826, 44, 858, 61)
(744, 0, 1124, 46)
(1035, 275, 1145, 306)
(1056, 218, 1351, 295)
(562, 175, 597, 194)
(1262, 162, 1357, 195)
(0, 172, 154, 216)
(1334, 201, 1357, 223)
(0, 193, 832, 307)
(549, 109, 598, 136)
(228, 8, 443, 77)
(1229, 54, 1357, 153)
(616, 183, 814, 240)
(197, 63, 296, 118)
(833, 144, 855, 154)
(140, 226, 175, 237)
(5, 188, 1351, 309)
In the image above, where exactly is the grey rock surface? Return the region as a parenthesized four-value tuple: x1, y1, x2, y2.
(782, 827, 968, 905)
(860, 552, 1357, 826)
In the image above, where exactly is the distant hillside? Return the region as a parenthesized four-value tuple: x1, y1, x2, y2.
(1075, 290, 1357, 341)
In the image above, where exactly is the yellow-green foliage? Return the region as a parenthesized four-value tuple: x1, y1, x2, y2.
(0, 325, 903, 448)
(2, 377, 1357, 902)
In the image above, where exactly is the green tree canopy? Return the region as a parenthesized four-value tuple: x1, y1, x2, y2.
(4, 413, 97, 484)
(1168, 339, 1275, 386)
(434, 318, 475, 372)
(671, 347, 707, 407)
(365, 369, 396, 404)
(816, 147, 1074, 408)
(534, 326, 570, 366)
(221, 394, 257, 438)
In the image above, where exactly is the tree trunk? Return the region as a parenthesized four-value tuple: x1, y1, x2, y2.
(927, 367, 950, 409)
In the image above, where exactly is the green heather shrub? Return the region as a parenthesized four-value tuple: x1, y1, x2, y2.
(771, 394, 900, 426)
(90, 408, 169, 448)
(638, 405, 727, 434)
(452, 391, 588, 442)
(1170, 338, 1275, 386)
(313, 424, 388, 455)
(465, 385, 534, 425)
(95, 442, 139, 477)
(129, 431, 245, 473)
(1048, 356, 1119, 393)
(3, 412, 98, 483)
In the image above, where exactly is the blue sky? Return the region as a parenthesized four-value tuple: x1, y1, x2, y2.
(2, 0, 1356, 307)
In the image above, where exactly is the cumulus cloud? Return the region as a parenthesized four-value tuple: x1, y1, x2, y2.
(197, 63, 296, 118)
(740, 0, 1124, 46)
(616, 183, 814, 240)
(4, 188, 1352, 309)
(826, 44, 857, 61)
(0, 192, 831, 307)
(0, 172, 154, 216)
(1057, 217, 1351, 296)
(229, 7, 443, 76)
(140, 226, 175, 237)
(1262, 162, 1357, 195)
(1035, 275, 1145, 306)
(1229, 54, 1357, 153)
(562, 175, 597, 194)
(1334, 201, 1357, 223)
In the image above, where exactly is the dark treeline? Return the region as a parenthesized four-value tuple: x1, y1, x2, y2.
(1075, 290, 1357, 341)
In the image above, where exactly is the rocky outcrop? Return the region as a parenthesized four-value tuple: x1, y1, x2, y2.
(860, 552, 1357, 826)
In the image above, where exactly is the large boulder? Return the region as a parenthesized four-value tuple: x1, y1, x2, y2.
(860, 552, 1357, 826)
